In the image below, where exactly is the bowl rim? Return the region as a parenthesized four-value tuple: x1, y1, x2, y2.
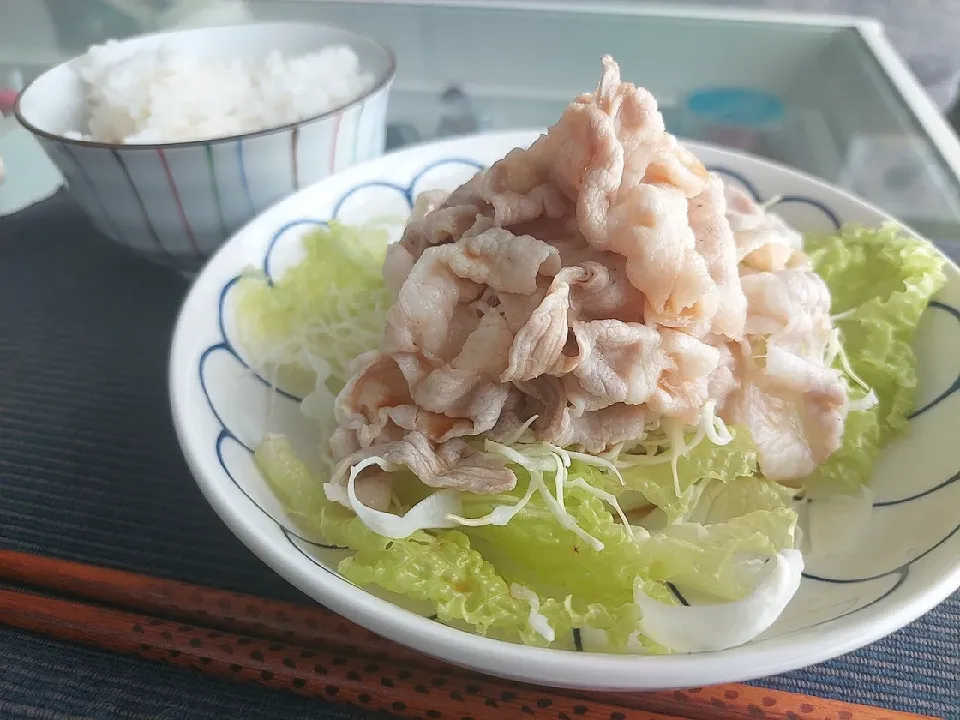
(168, 130, 960, 689)
(14, 21, 397, 151)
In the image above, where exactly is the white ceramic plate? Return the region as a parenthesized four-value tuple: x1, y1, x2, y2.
(169, 130, 960, 690)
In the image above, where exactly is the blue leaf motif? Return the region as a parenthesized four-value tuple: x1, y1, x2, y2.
(331, 181, 409, 221)
(263, 218, 327, 281)
(708, 165, 841, 230)
(908, 301, 960, 420)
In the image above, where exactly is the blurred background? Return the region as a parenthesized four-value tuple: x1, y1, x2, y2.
(3, 1, 960, 113)
(4, 0, 960, 243)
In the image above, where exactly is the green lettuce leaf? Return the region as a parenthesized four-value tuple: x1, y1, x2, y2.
(255, 434, 393, 553)
(460, 477, 674, 606)
(460, 468, 796, 604)
(255, 435, 796, 648)
(618, 429, 758, 523)
(802, 404, 883, 498)
(235, 221, 392, 395)
(255, 435, 571, 646)
(340, 531, 576, 646)
(804, 224, 945, 496)
(686, 476, 798, 525)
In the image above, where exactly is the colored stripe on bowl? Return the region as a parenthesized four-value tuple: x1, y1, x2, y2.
(351, 104, 361, 165)
(156, 148, 201, 257)
(109, 148, 174, 263)
(236, 138, 255, 215)
(291, 126, 300, 192)
(58, 144, 124, 242)
(204, 143, 229, 241)
(329, 114, 342, 175)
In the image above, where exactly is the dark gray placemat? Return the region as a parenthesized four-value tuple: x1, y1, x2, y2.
(0, 194, 957, 719)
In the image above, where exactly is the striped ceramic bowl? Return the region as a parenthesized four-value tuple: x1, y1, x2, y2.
(14, 22, 395, 273)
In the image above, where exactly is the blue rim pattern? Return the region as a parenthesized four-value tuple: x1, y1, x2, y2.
(198, 156, 960, 650)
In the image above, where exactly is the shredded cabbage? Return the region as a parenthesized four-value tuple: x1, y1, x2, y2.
(240, 221, 943, 653)
(323, 456, 464, 539)
(445, 476, 538, 527)
(510, 584, 557, 642)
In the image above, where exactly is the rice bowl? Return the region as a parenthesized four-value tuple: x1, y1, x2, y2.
(15, 22, 396, 273)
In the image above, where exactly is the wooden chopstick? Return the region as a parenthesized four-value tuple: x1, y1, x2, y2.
(0, 585, 684, 720)
(0, 550, 939, 720)
(0, 547, 431, 667)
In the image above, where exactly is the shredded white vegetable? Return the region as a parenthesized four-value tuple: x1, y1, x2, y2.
(597, 441, 626, 461)
(446, 477, 538, 527)
(759, 194, 783, 210)
(326, 456, 463, 538)
(560, 447, 625, 485)
(837, 340, 872, 393)
(565, 477, 633, 537)
(614, 449, 672, 468)
(665, 420, 690, 498)
(510, 584, 555, 642)
(501, 415, 539, 445)
(300, 352, 337, 453)
(824, 327, 841, 366)
(830, 307, 858, 322)
(553, 452, 567, 512)
(634, 549, 804, 652)
(485, 440, 554, 472)
(827, 327, 874, 396)
(530, 465, 604, 551)
(614, 414, 715, 483)
(485, 441, 603, 549)
(849, 389, 878, 412)
(548, 443, 573, 468)
(702, 400, 732, 446)
(824, 327, 878, 412)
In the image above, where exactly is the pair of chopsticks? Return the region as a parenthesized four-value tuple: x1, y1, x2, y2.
(0, 550, 938, 720)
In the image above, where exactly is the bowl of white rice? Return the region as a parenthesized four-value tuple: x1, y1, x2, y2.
(14, 22, 396, 273)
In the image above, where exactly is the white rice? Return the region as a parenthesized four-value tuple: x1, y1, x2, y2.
(66, 41, 375, 144)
